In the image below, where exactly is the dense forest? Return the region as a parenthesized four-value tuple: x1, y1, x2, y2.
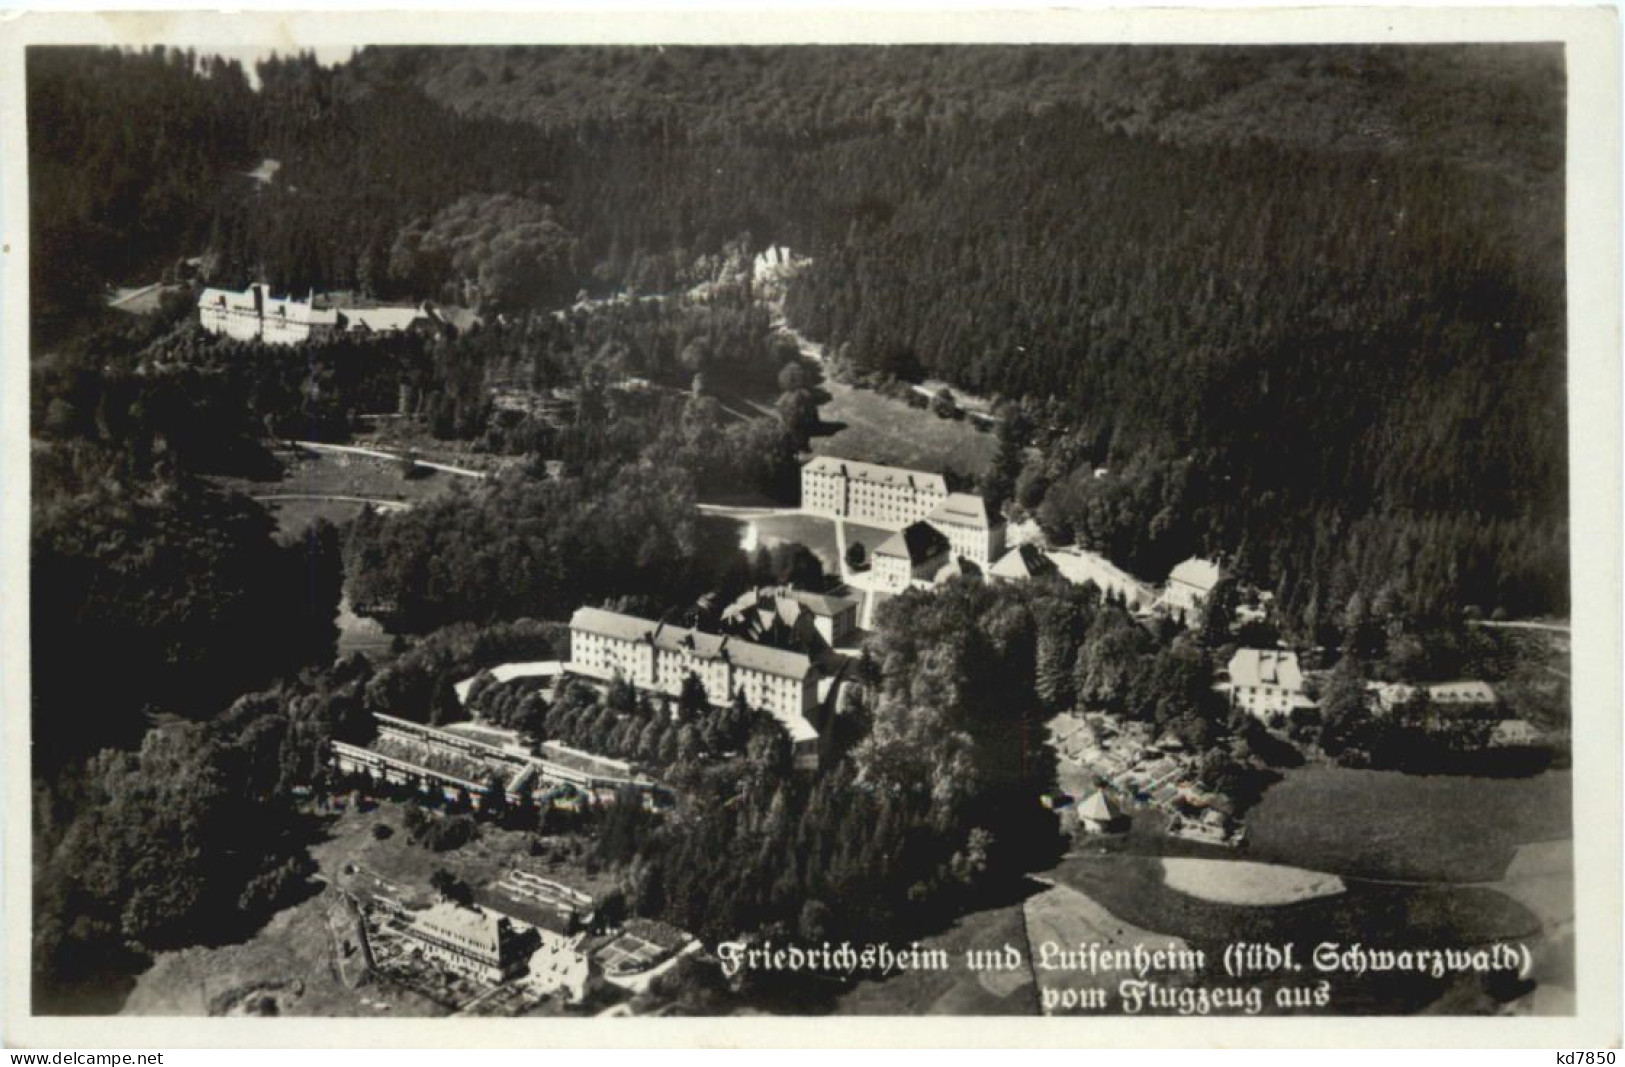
(27, 43, 1570, 1010)
(31, 43, 1568, 627)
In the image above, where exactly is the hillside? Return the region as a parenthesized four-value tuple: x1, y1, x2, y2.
(30, 44, 1570, 623)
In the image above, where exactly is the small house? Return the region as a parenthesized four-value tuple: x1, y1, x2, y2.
(1076, 788, 1128, 835)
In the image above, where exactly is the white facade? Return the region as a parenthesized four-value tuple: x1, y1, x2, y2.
(1224, 648, 1315, 720)
(198, 283, 441, 346)
(198, 284, 339, 345)
(524, 929, 591, 1002)
(569, 608, 820, 743)
(1159, 557, 1223, 620)
(924, 492, 1006, 568)
(405, 902, 522, 984)
(801, 456, 947, 528)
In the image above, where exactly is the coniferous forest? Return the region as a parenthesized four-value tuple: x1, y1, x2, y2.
(26, 43, 1569, 1014)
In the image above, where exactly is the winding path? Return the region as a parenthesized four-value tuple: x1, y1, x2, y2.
(292, 440, 489, 480)
(1468, 619, 1571, 635)
(252, 494, 414, 512)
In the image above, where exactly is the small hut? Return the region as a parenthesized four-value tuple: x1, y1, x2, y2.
(1076, 788, 1128, 835)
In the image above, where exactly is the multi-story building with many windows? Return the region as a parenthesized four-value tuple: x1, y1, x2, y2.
(197, 283, 466, 346)
(199, 283, 340, 345)
(568, 607, 821, 747)
(403, 901, 527, 983)
(801, 456, 947, 528)
(924, 492, 1006, 568)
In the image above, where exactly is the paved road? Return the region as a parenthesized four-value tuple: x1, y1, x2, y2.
(695, 503, 803, 520)
(253, 493, 414, 511)
(292, 440, 489, 480)
(1469, 619, 1571, 634)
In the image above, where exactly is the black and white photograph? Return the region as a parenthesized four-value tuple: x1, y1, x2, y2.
(2, 6, 1620, 1051)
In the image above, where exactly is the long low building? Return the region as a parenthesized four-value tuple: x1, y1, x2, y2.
(568, 606, 821, 747)
(198, 283, 476, 345)
(331, 713, 656, 809)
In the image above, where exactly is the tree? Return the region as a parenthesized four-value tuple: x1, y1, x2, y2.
(428, 672, 465, 727)
(678, 673, 709, 723)
(1318, 655, 1371, 756)
(430, 867, 474, 907)
(774, 389, 820, 447)
(777, 362, 810, 394)
(844, 540, 867, 571)
(481, 771, 508, 820)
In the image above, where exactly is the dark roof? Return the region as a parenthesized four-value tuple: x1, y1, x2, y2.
(802, 455, 947, 495)
(926, 492, 996, 530)
(875, 521, 951, 564)
(569, 606, 813, 680)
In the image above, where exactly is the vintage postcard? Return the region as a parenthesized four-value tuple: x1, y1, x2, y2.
(1, 5, 1620, 1051)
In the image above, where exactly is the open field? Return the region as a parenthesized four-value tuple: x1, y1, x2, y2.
(1021, 879, 1196, 1015)
(212, 446, 471, 537)
(1159, 858, 1345, 906)
(831, 893, 1038, 1016)
(811, 378, 997, 478)
(1245, 766, 1572, 883)
(1051, 851, 1549, 1013)
(747, 512, 892, 575)
(1487, 840, 1575, 1014)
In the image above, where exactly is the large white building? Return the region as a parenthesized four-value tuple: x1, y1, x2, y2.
(801, 456, 947, 527)
(1159, 557, 1223, 621)
(404, 901, 527, 984)
(872, 521, 952, 592)
(568, 607, 820, 747)
(1222, 648, 1317, 721)
(720, 586, 861, 650)
(924, 492, 1006, 568)
(198, 283, 461, 346)
(199, 284, 340, 344)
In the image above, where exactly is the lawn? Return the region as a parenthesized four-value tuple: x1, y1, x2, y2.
(748, 513, 892, 575)
(1244, 765, 1573, 883)
(1050, 851, 1549, 1013)
(210, 446, 471, 537)
(812, 379, 997, 478)
(1159, 857, 1345, 906)
(830, 894, 1039, 1016)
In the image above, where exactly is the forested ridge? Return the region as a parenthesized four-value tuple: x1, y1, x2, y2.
(32, 43, 1568, 624)
(26, 44, 1570, 1011)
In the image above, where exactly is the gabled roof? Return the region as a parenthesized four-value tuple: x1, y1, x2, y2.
(802, 455, 947, 496)
(570, 606, 654, 643)
(990, 543, 1058, 580)
(569, 606, 813, 680)
(1045, 547, 1156, 602)
(409, 901, 511, 961)
(1077, 789, 1122, 822)
(779, 587, 858, 617)
(1226, 648, 1306, 692)
(1168, 557, 1222, 594)
(926, 492, 997, 530)
(875, 521, 951, 564)
(339, 306, 431, 333)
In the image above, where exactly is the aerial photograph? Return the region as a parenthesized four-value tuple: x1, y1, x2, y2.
(23, 40, 1575, 1023)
